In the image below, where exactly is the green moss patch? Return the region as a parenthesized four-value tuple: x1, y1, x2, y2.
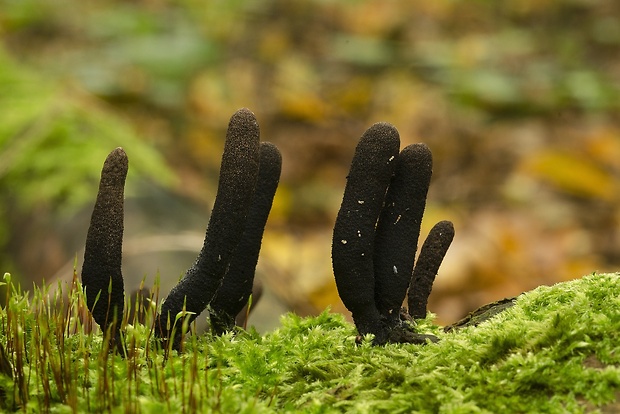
(0, 272, 618, 412)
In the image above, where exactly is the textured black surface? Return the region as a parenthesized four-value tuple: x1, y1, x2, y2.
(81, 147, 127, 338)
(209, 142, 282, 334)
(408, 220, 455, 319)
(157, 108, 261, 347)
(374, 143, 432, 326)
(332, 122, 400, 342)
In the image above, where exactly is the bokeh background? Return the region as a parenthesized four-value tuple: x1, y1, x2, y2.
(2, 0, 620, 331)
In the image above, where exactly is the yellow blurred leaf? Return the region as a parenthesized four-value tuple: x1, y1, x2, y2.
(522, 150, 616, 200)
(330, 75, 373, 116)
(268, 184, 293, 224)
(277, 90, 327, 122)
(585, 130, 620, 170)
(274, 56, 327, 122)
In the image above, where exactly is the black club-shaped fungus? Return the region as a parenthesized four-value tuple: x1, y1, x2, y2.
(81, 147, 127, 347)
(332, 122, 400, 345)
(374, 143, 433, 327)
(333, 124, 453, 345)
(156, 108, 261, 349)
(408, 220, 455, 319)
(209, 142, 282, 335)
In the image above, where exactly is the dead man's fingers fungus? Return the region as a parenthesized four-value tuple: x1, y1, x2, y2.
(374, 143, 433, 326)
(332, 122, 400, 344)
(408, 220, 454, 320)
(81, 147, 127, 346)
(333, 124, 452, 345)
(157, 108, 261, 349)
(209, 142, 282, 335)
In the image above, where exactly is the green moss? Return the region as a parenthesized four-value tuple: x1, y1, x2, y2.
(0, 272, 618, 412)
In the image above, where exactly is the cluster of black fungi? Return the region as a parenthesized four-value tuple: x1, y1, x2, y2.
(81, 108, 454, 353)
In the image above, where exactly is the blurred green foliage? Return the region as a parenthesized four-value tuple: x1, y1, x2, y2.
(0, 46, 174, 272)
(4, 0, 619, 123)
(0, 48, 174, 209)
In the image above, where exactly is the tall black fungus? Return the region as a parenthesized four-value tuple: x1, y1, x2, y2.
(209, 142, 282, 335)
(81, 147, 127, 347)
(156, 108, 262, 349)
(332, 123, 454, 345)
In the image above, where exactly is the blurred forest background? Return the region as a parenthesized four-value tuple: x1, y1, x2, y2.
(2, 0, 620, 331)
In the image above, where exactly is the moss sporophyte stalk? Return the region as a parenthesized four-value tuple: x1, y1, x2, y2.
(0, 109, 618, 412)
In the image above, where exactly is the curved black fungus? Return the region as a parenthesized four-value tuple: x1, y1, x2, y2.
(332, 122, 400, 345)
(408, 220, 455, 319)
(157, 108, 261, 349)
(209, 142, 282, 335)
(81, 147, 127, 347)
(374, 143, 433, 327)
